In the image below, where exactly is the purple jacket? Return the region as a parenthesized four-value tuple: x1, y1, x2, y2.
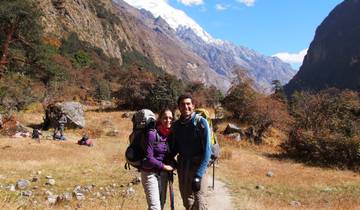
(142, 129, 169, 171)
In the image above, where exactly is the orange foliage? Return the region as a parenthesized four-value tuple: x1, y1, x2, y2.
(43, 36, 61, 49)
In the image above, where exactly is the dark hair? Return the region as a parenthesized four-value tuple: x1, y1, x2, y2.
(177, 93, 193, 106)
(159, 108, 173, 120)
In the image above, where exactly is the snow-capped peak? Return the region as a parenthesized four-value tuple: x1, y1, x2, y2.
(120, 0, 222, 44)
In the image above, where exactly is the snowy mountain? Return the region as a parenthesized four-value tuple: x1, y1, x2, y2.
(120, 0, 222, 44)
(119, 0, 295, 93)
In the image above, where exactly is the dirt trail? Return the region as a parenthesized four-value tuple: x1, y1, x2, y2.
(206, 173, 235, 210)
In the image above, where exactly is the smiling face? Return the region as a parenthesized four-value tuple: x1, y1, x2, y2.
(160, 110, 173, 129)
(178, 98, 194, 119)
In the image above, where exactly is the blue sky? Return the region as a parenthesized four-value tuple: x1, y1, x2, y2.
(167, 0, 343, 69)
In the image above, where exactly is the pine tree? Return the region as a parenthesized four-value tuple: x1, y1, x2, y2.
(0, 0, 42, 72)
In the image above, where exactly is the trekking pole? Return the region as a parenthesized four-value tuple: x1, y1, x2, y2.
(169, 172, 175, 210)
(212, 161, 215, 190)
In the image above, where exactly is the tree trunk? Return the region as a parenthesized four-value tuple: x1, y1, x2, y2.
(0, 24, 16, 67)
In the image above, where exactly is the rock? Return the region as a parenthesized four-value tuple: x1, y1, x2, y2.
(44, 190, 53, 196)
(106, 129, 120, 137)
(8, 185, 16, 192)
(290, 200, 301, 207)
(47, 195, 58, 204)
(44, 101, 85, 129)
(121, 112, 130, 118)
(224, 123, 243, 135)
(227, 133, 241, 141)
(255, 185, 265, 190)
(46, 179, 56, 186)
(74, 192, 85, 200)
(73, 185, 83, 194)
(63, 192, 73, 201)
(131, 176, 141, 185)
(31, 177, 39, 182)
(126, 187, 135, 195)
(21, 190, 33, 197)
(16, 179, 30, 190)
(45, 176, 52, 179)
(266, 171, 274, 177)
(100, 100, 116, 111)
(84, 185, 93, 192)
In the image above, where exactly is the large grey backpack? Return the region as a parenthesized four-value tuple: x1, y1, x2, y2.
(124, 109, 156, 170)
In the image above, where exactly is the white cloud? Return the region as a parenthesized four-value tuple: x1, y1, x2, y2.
(273, 49, 308, 64)
(237, 0, 256, 7)
(177, 0, 203, 6)
(215, 4, 229, 11)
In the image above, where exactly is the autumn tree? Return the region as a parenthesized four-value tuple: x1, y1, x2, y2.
(0, 0, 42, 72)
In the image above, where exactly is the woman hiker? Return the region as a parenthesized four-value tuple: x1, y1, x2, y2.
(141, 108, 175, 210)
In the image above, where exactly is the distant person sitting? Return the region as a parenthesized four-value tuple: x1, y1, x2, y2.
(53, 113, 67, 141)
(77, 134, 93, 147)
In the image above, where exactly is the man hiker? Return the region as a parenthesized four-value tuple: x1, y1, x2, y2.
(170, 93, 211, 210)
(54, 112, 67, 140)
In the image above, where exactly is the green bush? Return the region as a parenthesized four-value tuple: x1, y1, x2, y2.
(72, 50, 92, 68)
(0, 73, 38, 112)
(146, 74, 184, 112)
(93, 79, 111, 100)
(122, 50, 164, 76)
(115, 67, 156, 110)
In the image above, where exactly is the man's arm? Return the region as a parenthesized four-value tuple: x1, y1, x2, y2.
(195, 117, 211, 177)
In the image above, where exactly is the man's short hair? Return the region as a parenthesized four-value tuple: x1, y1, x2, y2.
(177, 93, 193, 106)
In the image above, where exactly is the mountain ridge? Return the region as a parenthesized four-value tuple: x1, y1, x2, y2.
(284, 0, 360, 95)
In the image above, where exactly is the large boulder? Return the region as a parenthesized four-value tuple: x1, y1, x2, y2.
(224, 123, 243, 135)
(44, 102, 85, 129)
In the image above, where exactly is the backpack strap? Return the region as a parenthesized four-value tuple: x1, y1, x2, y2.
(193, 114, 206, 151)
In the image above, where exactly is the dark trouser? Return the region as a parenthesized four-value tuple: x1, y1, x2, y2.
(54, 124, 65, 137)
(177, 157, 208, 210)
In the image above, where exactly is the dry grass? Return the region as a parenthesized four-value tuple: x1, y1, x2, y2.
(216, 127, 360, 210)
(4, 110, 360, 209)
(0, 110, 183, 210)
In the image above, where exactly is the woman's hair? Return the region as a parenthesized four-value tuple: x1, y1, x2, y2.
(158, 108, 173, 124)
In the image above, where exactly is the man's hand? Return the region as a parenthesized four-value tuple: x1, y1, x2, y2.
(192, 176, 201, 192)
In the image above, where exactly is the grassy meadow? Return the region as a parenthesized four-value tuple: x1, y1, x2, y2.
(1, 108, 360, 209)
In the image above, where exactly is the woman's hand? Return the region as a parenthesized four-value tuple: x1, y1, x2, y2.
(163, 164, 174, 171)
